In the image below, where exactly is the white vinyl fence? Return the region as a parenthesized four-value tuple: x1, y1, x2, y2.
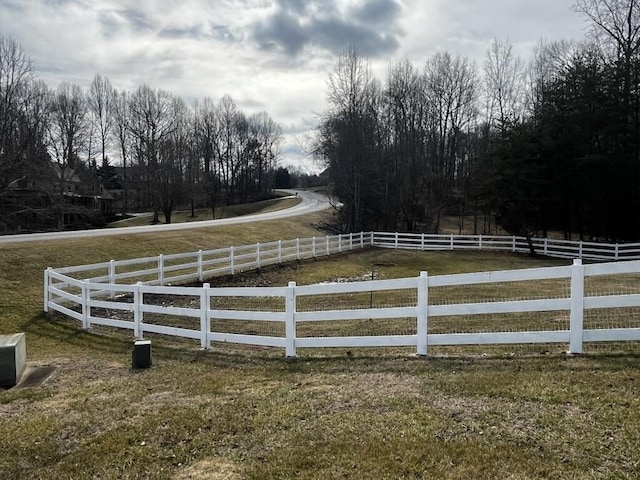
(44, 232, 640, 356)
(373, 232, 640, 261)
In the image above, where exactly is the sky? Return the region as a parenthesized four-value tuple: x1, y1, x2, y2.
(0, 0, 590, 173)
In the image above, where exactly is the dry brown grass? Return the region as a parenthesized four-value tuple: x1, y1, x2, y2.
(2, 212, 640, 478)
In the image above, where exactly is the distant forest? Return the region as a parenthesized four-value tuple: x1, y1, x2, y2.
(315, 0, 640, 242)
(0, 39, 283, 231)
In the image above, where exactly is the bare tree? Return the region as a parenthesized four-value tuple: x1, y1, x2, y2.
(127, 85, 177, 222)
(87, 74, 115, 167)
(315, 50, 481, 232)
(193, 96, 282, 218)
(318, 47, 381, 232)
(216, 94, 246, 206)
(484, 38, 525, 129)
(0, 37, 50, 231)
(247, 111, 282, 194)
(47, 82, 89, 169)
(574, 0, 640, 61)
(112, 89, 133, 212)
(385, 58, 428, 230)
(424, 52, 479, 230)
(573, 1, 640, 134)
(156, 95, 190, 223)
(528, 39, 580, 118)
(0, 37, 40, 204)
(43, 82, 92, 228)
(194, 97, 221, 218)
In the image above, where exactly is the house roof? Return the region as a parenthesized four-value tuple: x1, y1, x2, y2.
(49, 163, 82, 183)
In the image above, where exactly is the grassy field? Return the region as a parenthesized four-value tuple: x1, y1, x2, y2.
(109, 195, 300, 228)
(1, 211, 640, 479)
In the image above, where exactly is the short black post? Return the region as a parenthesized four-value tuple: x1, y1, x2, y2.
(132, 340, 152, 369)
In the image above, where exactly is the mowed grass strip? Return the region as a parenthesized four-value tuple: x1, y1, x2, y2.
(1, 214, 640, 479)
(109, 195, 301, 228)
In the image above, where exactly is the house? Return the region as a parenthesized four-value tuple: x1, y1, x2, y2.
(2, 161, 114, 231)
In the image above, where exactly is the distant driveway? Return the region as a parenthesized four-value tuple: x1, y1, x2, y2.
(0, 190, 333, 244)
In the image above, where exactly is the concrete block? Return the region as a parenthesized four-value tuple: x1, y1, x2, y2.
(0, 333, 27, 387)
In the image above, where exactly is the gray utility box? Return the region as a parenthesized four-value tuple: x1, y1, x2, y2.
(132, 340, 152, 369)
(0, 333, 27, 387)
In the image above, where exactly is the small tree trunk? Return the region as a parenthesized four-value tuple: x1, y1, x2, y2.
(526, 233, 536, 256)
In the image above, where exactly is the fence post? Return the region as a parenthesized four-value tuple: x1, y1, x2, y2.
(134, 282, 143, 339)
(544, 238, 548, 256)
(338, 234, 342, 253)
(569, 259, 584, 354)
(360, 232, 364, 249)
(512, 236, 516, 252)
(370, 232, 375, 247)
(395, 232, 399, 249)
(256, 243, 261, 269)
(44, 267, 51, 313)
(296, 238, 300, 260)
(285, 281, 297, 357)
(230, 247, 235, 274)
(416, 271, 429, 356)
(579, 241, 583, 259)
(450, 234, 454, 250)
(421, 233, 425, 251)
(326, 235, 330, 255)
(312, 237, 316, 257)
(278, 240, 282, 263)
(109, 260, 116, 299)
(82, 280, 90, 330)
(200, 283, 210, 349)
(349, 233, 353, 250)
(198, 250, 204, 281)
(615, 243, 619, 261)
(158, 254, 164, 286)
(479, 235, 483, 250)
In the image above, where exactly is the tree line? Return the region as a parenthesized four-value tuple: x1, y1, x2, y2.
(315, 0, 640, 242)
(0, 38, 283, 231)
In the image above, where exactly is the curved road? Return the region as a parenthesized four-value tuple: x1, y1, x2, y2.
(0, 190, 333, 244)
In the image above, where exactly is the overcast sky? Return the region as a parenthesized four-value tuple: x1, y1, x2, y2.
(0, 0, 589, 173)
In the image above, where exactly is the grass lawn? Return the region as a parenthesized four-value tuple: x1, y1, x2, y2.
(1, 211, 639, 479)
(109, 195, 300, 228)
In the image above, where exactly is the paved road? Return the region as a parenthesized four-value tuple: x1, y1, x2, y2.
(0, 190, 333, 244)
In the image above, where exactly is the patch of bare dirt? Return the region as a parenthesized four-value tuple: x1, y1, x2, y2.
(172, 458, 242, 480)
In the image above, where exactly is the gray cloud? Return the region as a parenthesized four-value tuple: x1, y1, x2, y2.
(275, 0, 316, 16)
(353, 0, 402, 26)
(310, 16, 399, 56)
(254, 8, 309, 55)
(159, 25, 204, 40)
(210, 24, 238, 43)
(43, 0, 75, 6)
(252, 0, 403, 57)
(0, 0, 590, 174)
(97, 7, 154, 40)
(117, 8, 153, 32)
(97, 10, 123, 38)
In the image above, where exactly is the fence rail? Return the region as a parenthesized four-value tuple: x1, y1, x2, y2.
(44, 232, 640, 356)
